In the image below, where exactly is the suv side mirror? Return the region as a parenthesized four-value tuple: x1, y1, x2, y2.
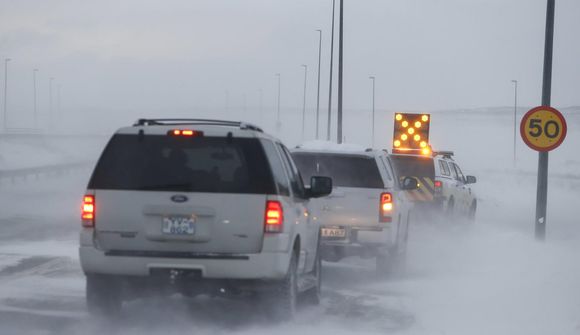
(465, 175, 477, 184)
(400, 176, 419, 190)
(307, 176, 333, 198)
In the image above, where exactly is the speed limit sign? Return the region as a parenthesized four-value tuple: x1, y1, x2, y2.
(520, 106, 567, 152)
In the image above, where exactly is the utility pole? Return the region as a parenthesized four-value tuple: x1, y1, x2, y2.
(336, 0, 344, 143)
(275, 73, 281, 131)
(3, 58, 10, 132)
(301, 64, 308, 141)
(511, 79, 518, 166)
(327, 0, 336, 141)
(535, 0, 555, 241)
(33, 69, 38, 129)
(369, 76, 376, 149)
(315, 29, 323, 140)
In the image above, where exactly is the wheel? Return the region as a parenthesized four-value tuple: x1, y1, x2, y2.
(86, 274, 122, 317)
(269, 251, 298, 320)
(376, 253, 390, 276)
(446, 197, 455, 218)
(301, 250, 321, 305)
(468, 201, 477, 221)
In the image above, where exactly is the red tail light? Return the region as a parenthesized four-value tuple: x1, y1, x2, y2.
(379, 192, 393, 223)
(168, 129, 203, 137)
(264, 201, 284, 233)
(434, 180, 442, 188)
(82, 195, 95, 227)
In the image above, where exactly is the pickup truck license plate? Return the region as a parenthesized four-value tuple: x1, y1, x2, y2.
(321, 227, 346, 238)
(162, 217, 195, 235)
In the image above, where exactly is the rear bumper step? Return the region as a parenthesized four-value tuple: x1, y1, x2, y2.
(105, 250, 249, 260)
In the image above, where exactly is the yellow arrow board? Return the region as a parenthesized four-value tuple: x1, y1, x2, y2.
(520, 106, 567, 152)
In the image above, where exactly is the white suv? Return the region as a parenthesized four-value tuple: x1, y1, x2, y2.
(291, 146, 418, 274)
(79, 119, 332, 318)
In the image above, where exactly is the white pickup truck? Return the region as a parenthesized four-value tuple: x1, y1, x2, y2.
(291, 146, 418, 274)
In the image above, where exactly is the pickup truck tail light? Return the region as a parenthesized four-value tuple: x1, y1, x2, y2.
(264, 201, 284, 233)
(82, 195, 95, 227)
(379, 192, 393, 223)
(434, 180, 443, 194)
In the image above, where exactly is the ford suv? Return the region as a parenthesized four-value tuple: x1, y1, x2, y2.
(291, 146, 418, 274)
(79, 119, 332, 318)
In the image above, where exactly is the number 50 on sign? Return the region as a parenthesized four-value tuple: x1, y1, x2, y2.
(520, 106, 567, 152)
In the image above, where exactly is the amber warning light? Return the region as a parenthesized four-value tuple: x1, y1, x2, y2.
(393, 113, 430, 154)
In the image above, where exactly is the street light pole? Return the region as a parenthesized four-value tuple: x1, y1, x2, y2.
(33, 69, 38, 129)
(301, 64, 308, 141)
(275, 73, 281, 131)
(258, 88, 263, 118)
(369, 76, 376, 149)
(336, 0, 344, 143)
(3, 58, 10, 132)
(315, 29, 323, 140)
(511, 79, 518, 166)
(49, 77, 54, 127)
(327, 0, 336, 141)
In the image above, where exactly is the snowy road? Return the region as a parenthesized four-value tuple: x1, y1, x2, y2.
(1, 111, 580, 334)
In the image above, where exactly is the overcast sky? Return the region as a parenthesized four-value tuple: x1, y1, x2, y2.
(0, 0, 579, 131)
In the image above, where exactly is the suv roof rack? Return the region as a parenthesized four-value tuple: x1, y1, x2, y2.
(133, 119, 263, 133)
(433, 151, 454, 159)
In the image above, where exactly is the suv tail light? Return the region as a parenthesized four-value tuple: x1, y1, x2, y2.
(264, 201, 284, 233)
(379, 192, 393, 223)
(82, 195, 95, 227)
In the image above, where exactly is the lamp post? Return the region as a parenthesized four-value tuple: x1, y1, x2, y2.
(275, 73, 281, 130)
(327, 0, 336, 141)
(33, 69, 38, 129)
(315, 29, 322, 140)
(511, 79, 518, 166)
(369, 76, 376, 149)
(337, 0, 344, 143)
(3, 58, 10, 132)
(301, 64, 308, 141)
(49, 77, 54, 127)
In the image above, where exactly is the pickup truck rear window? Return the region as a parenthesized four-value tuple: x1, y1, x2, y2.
(390, 155, 435, 178)
(292, 153, 384, 189)
(89, 134, 276, 194)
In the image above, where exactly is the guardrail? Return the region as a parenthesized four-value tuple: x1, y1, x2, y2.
(0, 162, 92, 183)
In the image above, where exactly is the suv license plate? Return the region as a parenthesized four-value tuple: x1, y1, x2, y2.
(162, 217, 195, 235)
(321, 228, 346, 238)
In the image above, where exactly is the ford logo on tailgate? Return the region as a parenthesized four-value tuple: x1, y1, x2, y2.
(171, 195, 188, 203)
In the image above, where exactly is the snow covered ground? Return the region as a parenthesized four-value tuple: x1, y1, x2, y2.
(0, 109, 579, 334)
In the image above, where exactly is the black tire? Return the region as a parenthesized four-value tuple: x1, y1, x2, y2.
(301, 250, 321, 305)
(468, 201, 477, 221)
(446, 197, 455, 218)
(270, 252, 298, 320)
(86, 274, 122, 317)
(376, 253, 390, 276)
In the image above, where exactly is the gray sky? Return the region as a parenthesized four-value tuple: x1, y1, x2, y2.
(1, 0, 579, 131)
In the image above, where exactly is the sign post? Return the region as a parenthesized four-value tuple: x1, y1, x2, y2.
(526, 0, 557, 240)
(521, 105, 567, 240)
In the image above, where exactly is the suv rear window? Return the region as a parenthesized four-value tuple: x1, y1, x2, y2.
(292, 153, 383, 189)
(391, 155, 435, 178)
(89, 134, 276, 194)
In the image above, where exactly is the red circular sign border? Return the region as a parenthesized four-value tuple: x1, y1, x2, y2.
(520, 106, 567, 152)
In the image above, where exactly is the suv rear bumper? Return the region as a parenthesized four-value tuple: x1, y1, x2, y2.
(320, 225, 392, 260)
(79, 246, 291, 280)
